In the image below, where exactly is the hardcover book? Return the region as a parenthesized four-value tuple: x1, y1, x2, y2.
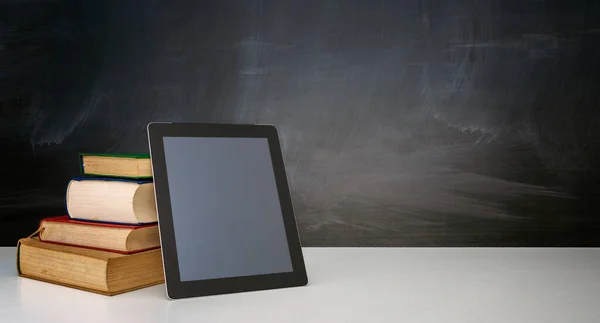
(79, 153, 152, 179)
(17, 237, 164, 296)
(39, 216, 160, 254)
(67, 177, 157, 224)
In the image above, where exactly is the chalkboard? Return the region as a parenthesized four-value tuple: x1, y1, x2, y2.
(1, 0, 599, 246)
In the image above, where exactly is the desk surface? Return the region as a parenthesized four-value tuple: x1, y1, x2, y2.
(1, 247, 599, 323)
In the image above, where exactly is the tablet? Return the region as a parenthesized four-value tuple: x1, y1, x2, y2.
(147, 122, 307, 299)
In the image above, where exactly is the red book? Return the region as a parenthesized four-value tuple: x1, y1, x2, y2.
(38, 216, 160, 254)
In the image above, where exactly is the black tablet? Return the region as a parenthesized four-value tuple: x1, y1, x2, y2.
(147, 122, 307, 299)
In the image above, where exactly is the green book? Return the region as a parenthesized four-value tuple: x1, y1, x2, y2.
(79, 153, 152, 179)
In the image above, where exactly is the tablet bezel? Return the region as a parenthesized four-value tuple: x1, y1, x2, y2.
(147, 122, 307, 299)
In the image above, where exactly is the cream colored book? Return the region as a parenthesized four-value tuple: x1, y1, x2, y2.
(67, 178, 157, 224)
(17, 237, 164, 296)
(79, 153, 152, 179)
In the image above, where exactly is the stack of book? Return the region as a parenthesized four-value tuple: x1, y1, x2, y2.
(16, 154, 164, 296)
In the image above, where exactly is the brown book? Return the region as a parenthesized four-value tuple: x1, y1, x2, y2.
(80, 153, 152, 179)
(39, 216, 160, 254)
(17, 237, 164, 296)
(66, 178, 157, 224)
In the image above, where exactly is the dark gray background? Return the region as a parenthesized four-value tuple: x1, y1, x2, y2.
(1, 0, 599, 246)
(163, 137, 293, 281)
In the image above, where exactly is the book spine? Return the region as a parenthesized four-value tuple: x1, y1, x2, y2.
(17, 241, 112, 295)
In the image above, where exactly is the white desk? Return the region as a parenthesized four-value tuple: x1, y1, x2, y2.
(1, 247, 599, 323)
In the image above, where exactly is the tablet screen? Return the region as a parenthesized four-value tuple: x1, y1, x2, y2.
(162, 137, 294, 282)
